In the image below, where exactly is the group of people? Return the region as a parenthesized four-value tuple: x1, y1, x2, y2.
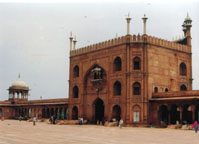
(27, 115, 199, 132)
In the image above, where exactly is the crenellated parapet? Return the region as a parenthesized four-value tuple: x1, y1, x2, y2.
(146, 35, 191, 53)
(70, 35, 191, 57)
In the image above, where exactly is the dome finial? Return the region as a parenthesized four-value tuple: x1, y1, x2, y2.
(18, 73, 21, 79)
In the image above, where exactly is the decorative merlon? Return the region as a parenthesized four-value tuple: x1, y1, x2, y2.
(70, 35, 191, 57)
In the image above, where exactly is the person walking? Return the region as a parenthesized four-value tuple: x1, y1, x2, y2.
(192, 121, 198, 133)
(119, 119, 124, 128)
(33, 116, 37, 126)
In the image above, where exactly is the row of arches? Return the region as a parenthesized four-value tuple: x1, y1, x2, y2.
(154, 84, 187, 93)
(14, 107, 68, 120)
(42, 108, 68, 120)
(73, 57, 141, 78)
(15, 108, 31, 118)
(113, 56, 141, 71)
(158, 104, 199, 124)
(71, 98, 141, 123)
(72, 81, 141, 98)
(73, 61, 187, 78)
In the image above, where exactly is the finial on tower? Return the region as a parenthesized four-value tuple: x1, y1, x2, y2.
(142, 14, 148, 35)
(73, 36, 77, 50)
(18, 73, 21, 79)
(69, 31, 73, 51)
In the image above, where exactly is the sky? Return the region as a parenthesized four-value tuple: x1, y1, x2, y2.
(0, 2, 199, 100)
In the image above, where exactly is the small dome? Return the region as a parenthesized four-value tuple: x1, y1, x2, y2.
(11, 74, 28, 88)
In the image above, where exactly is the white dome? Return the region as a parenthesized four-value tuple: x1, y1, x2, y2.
(11, 75, 28, 88)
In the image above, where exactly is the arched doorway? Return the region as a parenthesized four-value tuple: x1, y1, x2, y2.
(182, 105, 192, 124)
(170, 105, 180, 124)
(112, 105, 121, 121)
(159, 105, 168, 124)
(42, 108, 45, 118)
(94, 98, 104, 123)
(72, 106, 78, 120)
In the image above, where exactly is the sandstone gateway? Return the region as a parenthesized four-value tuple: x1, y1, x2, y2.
(1, 14, 199, 126)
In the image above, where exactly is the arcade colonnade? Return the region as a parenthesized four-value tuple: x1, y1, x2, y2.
(9, 90, 29, 100)
(14, 105, 68, 120)
(150, 102, 199, 125)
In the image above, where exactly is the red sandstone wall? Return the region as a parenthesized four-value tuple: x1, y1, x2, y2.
(147, 44, 192, 99)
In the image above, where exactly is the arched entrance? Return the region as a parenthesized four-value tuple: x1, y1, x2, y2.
(94, 98, 104, 123)
(0, 108, 2, 118)
(112, 105, 121, 121)
(170, 105, 180, 124)
(72, 106, 78, 120)
(159, 105, 168, 124)
(182, 105, 192, 124)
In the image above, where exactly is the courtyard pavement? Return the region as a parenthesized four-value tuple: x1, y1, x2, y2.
(0, 120, 199, 144)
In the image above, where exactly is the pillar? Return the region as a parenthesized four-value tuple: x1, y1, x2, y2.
(126, 13, 131, 35)
(168, 105, 171, 124)
(192, 105, 195, 123)
(179, 106, 183, 124)
(142, 14, 148, 35)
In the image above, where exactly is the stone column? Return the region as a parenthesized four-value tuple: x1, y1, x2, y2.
(126, 14, 131, 35)
(142, 14, 148, 35)
(192, 105, 195, 123)
(179, 106, 183, 124)
(168, 105, 171, 125)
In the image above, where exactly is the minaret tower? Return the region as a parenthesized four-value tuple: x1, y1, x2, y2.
(183, 13, 192, 46)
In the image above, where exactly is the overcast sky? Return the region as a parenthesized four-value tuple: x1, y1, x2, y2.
(0, 2, 198, 100)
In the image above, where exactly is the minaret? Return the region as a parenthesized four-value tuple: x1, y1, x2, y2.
(126, 13, 132, 35)
(142, 14, 148, 35)
(73, 36, 77, 50)
(182, 22, 186, 37)
(69, 32, 73, 51)
(183, 13, 192, 46)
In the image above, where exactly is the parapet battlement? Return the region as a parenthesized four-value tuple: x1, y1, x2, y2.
(70, 35, 191, 57)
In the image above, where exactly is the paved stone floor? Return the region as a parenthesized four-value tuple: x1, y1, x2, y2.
(0, 120, 199, 144)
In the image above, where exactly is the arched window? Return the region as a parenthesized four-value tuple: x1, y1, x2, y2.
(72, 106, 78, 120)
(180, 84, 187, 91)
(133, 57, 141, 70)
(113, 57, 122, 71)
(133, 82, 141, 95)
(165, 88, 168, 92)
(113, 81, 121, 96)
(73, 65, 79, 77)
(180, 62, 187, 76)
(73, 86, 79, 98)
(154, 87, 158, 93)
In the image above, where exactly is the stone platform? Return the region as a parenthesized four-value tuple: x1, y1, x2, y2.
(0, 120, 198, 144)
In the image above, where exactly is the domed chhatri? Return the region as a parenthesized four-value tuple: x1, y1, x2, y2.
(8, 74, 29, 101)
(11, 74, 28, 89)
